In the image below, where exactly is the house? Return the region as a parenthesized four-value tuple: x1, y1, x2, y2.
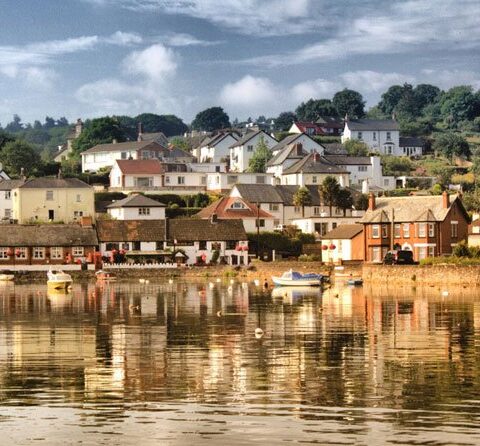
(267, 143, 309, 179)
(12, 177, 95, 224)
(270, 133, 325, 157)
(360, 192, 469, 262)
(229, 130, 277, 172)
(81, 140, 168, 172)
(320, 224, 364, 263)
(198, 132, 239, 163)
(341, 118, 400, 155)
(107, 194, 166, 220)
(288, 122, 323, 136)
(468, 219, 480, 247)
(280, 152, 350, 187)
(54, 118, 83, 163)
(0, 222, 98, 266)
(196, 196, 275, 232)
(399, 137, 424, 157)
(137, 123, 169, 147)
(315, 116, 344, 136)
(0, 179, 24, 220)
(110, 159, 165, 189)
(322, 155, 395, 190)
(166, 146, 196, 164)
(205, 172, 274, 193)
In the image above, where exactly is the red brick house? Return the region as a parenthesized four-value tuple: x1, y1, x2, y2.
(360, 192, 469, 262)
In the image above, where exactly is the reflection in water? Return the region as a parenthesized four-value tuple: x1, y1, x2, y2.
(0, 280, 479, 445)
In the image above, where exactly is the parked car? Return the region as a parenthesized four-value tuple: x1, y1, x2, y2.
(383, 249, 416, 265)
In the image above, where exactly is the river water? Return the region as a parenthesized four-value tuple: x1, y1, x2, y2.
(0, 279, 479, 445)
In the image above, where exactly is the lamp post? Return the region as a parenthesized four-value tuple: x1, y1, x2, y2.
(256, 201, 260, 259)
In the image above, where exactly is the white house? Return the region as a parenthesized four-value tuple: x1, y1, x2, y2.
(205, 172, 274, 192)
(199, 132, 239, 163)
(270, 133, 325, 157)
(0, 179, 23, 220)
(291, 216, 363, 239)
(341, 118, 401, 155)
(229, 130, 277, 172)
(319, 224, 364, 262)
(399, 137, 424, 157)
(107, 194, 166, 220)
(110, 159, 164, 188)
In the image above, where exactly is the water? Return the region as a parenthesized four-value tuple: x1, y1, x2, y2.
(0, 279, 479, 445)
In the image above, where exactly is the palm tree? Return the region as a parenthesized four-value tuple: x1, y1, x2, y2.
(293, 186, 312, 217)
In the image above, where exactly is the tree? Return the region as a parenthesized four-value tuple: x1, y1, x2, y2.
(295, 99, 338, 122)
(5, 115, 23, 133)
(378, 85, 405, 115)
(395, 83, 420, 120)
(433, 133, 471, 160)
(191, 107, 230, 132)
(414, 84, 441, 109)
(71, 117, 128, 156)
(135, 113, 188, 136)
(335, 188, 354, 216)
(320, 176, 341, 216)
(44, 116, 56, 129)
(275, 111, 297, 131)
(247, 136, 273, 173)
(354, 193, 369, 211)
(381, 156, 412, 176)
(344, 139, 369, 156)
(0, 140, 41, 176)
(332, 89, 365, 119)
(438, 86, 480, 126)
(293, 186, 312, 217)
(0, 129, 14, 150)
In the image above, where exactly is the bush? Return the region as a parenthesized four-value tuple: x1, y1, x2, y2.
(94, 192, 127, 202)
(165, 207, 202, 218)
(298, 254, 322, 261)
(452, 240, 470, 257)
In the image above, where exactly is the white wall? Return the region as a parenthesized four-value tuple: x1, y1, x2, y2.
(200, 134, 238, 163)
(164, 172, 206, 187)
(83, 150, 138, 172)
(291, 216, 362, 238)
(342, 124, 400, 155)
(206, 172, 274, 191)
(230, 133, 277, 172)
(108, 206, 165, 220)
(281, 172, 349, 187)
(0, 191, 13, 219)
(321, 238, 353, 262)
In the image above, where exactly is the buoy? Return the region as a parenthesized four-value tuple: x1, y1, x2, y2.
(216, 310, 222, 317)
(255, 328, 264, 339)
(216, 278, 221, 283)
(254, 279, 260, 286)
(139, 278, 145, 284)
(168, 278, 173, 284)
(442, 290, 449, 297)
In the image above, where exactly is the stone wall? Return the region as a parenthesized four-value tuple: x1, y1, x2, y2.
(362, 264, 480, 286)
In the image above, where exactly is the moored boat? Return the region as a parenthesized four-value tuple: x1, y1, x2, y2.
(47, 269, 73, 289)
(96, 270, 117, 281)
(0, 270, 14, 281)
(347, 277, 363, 286)
(272, 269, 322, 287)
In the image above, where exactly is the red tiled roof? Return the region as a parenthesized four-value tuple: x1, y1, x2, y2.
(116, 159, 164, 175)
(293, 122, 324, 135)
(196, 196, 273, 220)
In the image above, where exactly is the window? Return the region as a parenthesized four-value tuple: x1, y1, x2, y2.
(269, 204, 279, 212)
(451, 221, 458, 238)
(215, 166, 221, 173)
(199, 240, 207, 250)
(394, 224, 401, 238)
(226, 240, 236, 250)
(201, 176, 207, 185)
(76, 194, 82, 202)
(136, 177, 153, 187)
(428, 223, 435, 237)
(121, 151, 128, 159)
(138, 208, 150, 216)
(385, 146, 392, 154)
(106, 243, 119, 251)
(294, 206, 301, 213)
(428, 246, 435, 257)
(357, 132, 363, 140)
(4, 209, 11, 219)
(141, 150, 150, 159)
(231, 201, 245, 209)
(256, 176, 266, 184)
(372, 225, 380, 238)
(155, 241, 164, 250)
(122, 243, 129, 250)
(74, 211, 83, 219)
(373, 132, 377, 141)
(386, 132, 391, 141)
(50, 247, 63, 259)
(46, 190, 54, 201)
(165, 176, 170, 184)
(383, 179, 390, 187)
(312, 176, 317, 183)
(372, 247, 381, 262)
(132, 241, 141, 250)
(320, 223, 328, 236)
(403, 223, 410, 238)
(418, 246, 427, 260)
(177, 176, 185, 185)
(0, 248, 9, 259)
(16, 248, 27, 259)
(381, 225, 388, 238)
(4, 191, 10, 199)
(273, 219, 280, 227)
(247, 145, 254, 152)
(72, 247, 84, 257)
(358, 166, 367, 172)
(313, 206, 320, 215)
(227, 175, 238, 184)
(256, 219, 265, 228)
(33, 247, 45, 259)
(418, 223, 426, 238)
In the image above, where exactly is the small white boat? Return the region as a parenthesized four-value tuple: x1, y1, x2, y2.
(0, 270, 14, 281)
(271, 286, 322, 301)
(47, 269, 73, 289)
(272, 269, 322, 287)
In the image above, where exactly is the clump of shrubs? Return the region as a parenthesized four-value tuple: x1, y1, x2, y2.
(298, 254, 322, 262)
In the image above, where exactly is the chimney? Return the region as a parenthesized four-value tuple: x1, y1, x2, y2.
(368, 192, 376, 211)
(137, 122, 144, 142)
(211, 213, 218, 223)
(75, 118, 83, 137)
(112, 139, 117, 144)
(294, 142, 303, 156)
(442, 191, 449, 208)
(80, 216, 93, 227)
(313, 151, 320, 162)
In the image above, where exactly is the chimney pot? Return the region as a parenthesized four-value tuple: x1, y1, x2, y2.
(442, 191, 449, 208)
(211, 213, 218, 223)
(368, 192, 376, 211)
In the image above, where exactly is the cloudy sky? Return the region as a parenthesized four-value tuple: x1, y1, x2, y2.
(0, 0, 479, 126)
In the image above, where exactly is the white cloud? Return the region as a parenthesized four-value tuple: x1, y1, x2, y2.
(105, 31, 143, 45)
(219, 75, 277, 109)
(164, 33, 220, 47)
(123, 44, 177, 82)
(290, 79, 341, 103)
(420, 69, 480, 90)
(339, 71, 416, 93)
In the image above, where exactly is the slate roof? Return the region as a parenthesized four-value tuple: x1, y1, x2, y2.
(201, 132, 238, 148)
(270, 133, 323, 154)
(360, 194, 465, 224)
(107, 194, 166, 208)
(169, 219, 247, 241)
(138, 132, 168, 147)
(0, 224, 98, 247)
(229, 130, 276, 148)
(196, 196, 273, 219)
(267, 142, 309, 167)
(83, 141, 164, 154)
(399, 136, 425, 147)
(233, 184, 323, 206)
(323, 155, 372, 166)
(19, 178, 91, 189)
(346, 119, 399, 131)
(116, 159, 164, 174)
(0, 179, 26, 190)
(283, 153, 348, 175)
(322, 224, 363, 240)
(167, 146, 194, 159)
(96, 220, 166, 242)
(323, 143, 348, 155)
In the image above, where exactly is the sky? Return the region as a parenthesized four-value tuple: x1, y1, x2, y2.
(0, 0, 479, 126)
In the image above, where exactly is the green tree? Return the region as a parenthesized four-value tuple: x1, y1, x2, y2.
(414, 84, 441, 109)
(274, 111, 297, 131)
(5, 114, 23, 133)
(0, 140, 41, 176)
(344, 139, 369, 156)
(333, 89, 365, 119)
(295, 99, 338, 122)
(335, 188, 354, 216)
(191, 107, 230, 132)
(381, 156, 412, 176)
(438, 86, 480, 126)
(378, 85, 405, 115)
(247, 136, 272, 173)
(135, 113, 188, 136)
(293, 186, 312, 217)
(354, 193, 369, 211)
(0, 129, 14, 150)
(320, 176, 341, 216)
(433, 133, 471, 160)
(395, 83, 420, 120)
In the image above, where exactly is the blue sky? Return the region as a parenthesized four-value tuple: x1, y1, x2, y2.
(0, 0, 479, 126)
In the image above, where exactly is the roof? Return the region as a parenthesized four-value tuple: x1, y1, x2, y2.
(229, 130, 276, 148)
(0, 224, 98, 247)
(267, 142, 309, 167)
(107, 194, 166, 208)
(115, 159, 164, 175)
(201, 132, 238, 149)
(96, 220, 166, 242)
(360, 194, 466, 223)
(270, 133, 322, 154)
(283, 153, 348, 175)
(19, 177, 91, 189)
(167, 146, 194, 159)
(323, 143, 348, 155)
(138, 132, 168, 146)
(323, 155, 371, 166)
(83, 141, 165, 154)
(322, 224, 363, 240)
(346, 119, 399, 131)
(169, 219, 247, 241)
(315, 116, 343, 128)
(233, 184, 323, 206)
(292, 122, 323, 133)
(399, 136, 425, 147)
(196, 196, 273, 220)
(0, 179, 25, 190)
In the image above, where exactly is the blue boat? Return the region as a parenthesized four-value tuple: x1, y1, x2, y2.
(272, 269, 323, 286)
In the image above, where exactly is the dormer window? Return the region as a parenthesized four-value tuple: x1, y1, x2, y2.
(230, 201, 245, 209)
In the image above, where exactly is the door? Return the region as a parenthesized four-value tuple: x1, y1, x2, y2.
(48, 210, 54, 220)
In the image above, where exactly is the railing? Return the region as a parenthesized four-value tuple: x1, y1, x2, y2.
(1, 264, 95, 271)
(103, 262, 178, 269)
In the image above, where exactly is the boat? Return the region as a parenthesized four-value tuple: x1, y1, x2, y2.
(47, 269, 73, 289)
(0, 270, 14, 281)
(271, 286, 322, 301)
(347, 277, 363, 286)
(96, 270, 117, 281)
(272, 269, 323, 287)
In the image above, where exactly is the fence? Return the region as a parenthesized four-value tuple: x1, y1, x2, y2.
(103, 262, 178, 269)
(1, 264, 95, 271)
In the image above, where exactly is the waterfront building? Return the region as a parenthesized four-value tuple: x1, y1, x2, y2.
(107, 194, 166, 220)
(319, 224, 364, 263)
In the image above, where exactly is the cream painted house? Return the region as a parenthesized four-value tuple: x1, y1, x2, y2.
(12, 178, 95, 224)
(107, 194, 166, 220)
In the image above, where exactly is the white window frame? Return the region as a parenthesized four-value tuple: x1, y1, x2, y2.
(394, 224, 401, 238)
(451, 221, 458, 238)
(33, 247, 45, 259)
(0, 248, 8, 259)
(269, 204, 279, 212)
(247, 145, 254, 152)
(50, 247, 63, 260)
(72, 247, 84, 257)
(138, 207, 150, 216)
(16, 247, 27, 259)
(177, 176, 185, 185)
(418, 223, 426, 238)
(372, 225, 380, 239)
(46, 190, 54, 201)
(358, 166, 367, 172)
(403, 223, 410, 238)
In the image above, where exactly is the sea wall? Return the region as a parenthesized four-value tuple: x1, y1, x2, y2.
(362, 264, 480, 286)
